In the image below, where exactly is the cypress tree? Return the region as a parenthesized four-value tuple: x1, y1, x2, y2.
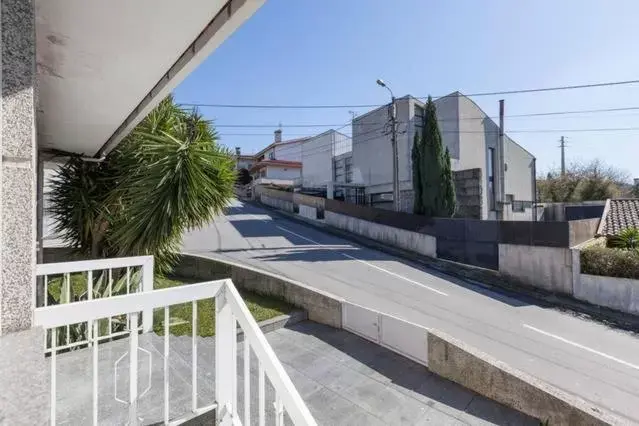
(420, 96, 445, 217)
(441, 147, 456, 217)
(412, 130, 424, 214)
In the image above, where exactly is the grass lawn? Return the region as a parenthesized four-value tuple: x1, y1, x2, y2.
(47, 273, 295, 338)
(153, 277, 294, 337)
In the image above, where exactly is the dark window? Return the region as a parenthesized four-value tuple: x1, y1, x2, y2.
(414, 105, 425, 135)
(488, 148, 496, 210)
(268, 151, 275, 160)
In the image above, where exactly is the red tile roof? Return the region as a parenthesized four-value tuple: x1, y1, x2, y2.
(597, 198, 639, 236)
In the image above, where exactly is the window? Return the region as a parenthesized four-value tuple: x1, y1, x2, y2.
(268, 151, 275, 160)
(488, 148, 496, 210)
(414, 105, 425, 135)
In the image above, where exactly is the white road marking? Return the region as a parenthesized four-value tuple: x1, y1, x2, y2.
(523, 324, 639, 371)
(275, 225, 448, 297)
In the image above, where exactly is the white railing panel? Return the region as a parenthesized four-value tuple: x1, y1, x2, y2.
(223, 282, 317, 426)
(33, 280, 226, 329)
(37, 272, 315, 426)
(36, 255, 153, 276)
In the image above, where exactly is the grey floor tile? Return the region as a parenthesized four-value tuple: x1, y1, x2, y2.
(461, 395, 539, 426)
(54, 322, 537, 426)
(414, 408, 469, 425)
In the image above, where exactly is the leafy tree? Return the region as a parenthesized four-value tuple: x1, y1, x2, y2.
(537, 160, 629, 202)
(632, 181, 639, 199)
(237, 168, 253, 185)
(412, 96, 456, 217)
(49, 95, 235, 274)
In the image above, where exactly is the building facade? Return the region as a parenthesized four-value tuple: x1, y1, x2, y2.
(300, 129, 352, 188)
(351, 93, 536, 219)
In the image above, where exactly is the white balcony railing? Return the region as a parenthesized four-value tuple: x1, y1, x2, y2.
(33, 257, 316, 426)
(36, 256, 155, 353)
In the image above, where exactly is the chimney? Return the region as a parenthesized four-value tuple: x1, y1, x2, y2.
(235, 147, 241, 156)
(274, 129, 282, 143)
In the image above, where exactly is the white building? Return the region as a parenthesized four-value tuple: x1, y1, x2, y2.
(351, 92, 536, 220)
(300, 129, 352, 188)
(249, 130, 308, 185)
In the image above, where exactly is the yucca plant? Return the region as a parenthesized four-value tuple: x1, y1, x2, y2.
(49, 95, 235, 275)
(607, 227, 639, 251)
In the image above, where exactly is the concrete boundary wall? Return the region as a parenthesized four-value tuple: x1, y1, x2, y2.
(325, 211, 437, 258)
(498, 244, 573, 295)
(298, 204, 318, 221)
(293, 193, 325, 210)
(575, 273, 639, 315)
(260, 194, 294, 213)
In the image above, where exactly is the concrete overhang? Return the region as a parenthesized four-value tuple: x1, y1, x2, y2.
(36, 0, 264, 158)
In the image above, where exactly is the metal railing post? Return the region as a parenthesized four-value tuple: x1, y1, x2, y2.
(215, 284, 237, 425)
(129, 312, 140, 425)
(141, 257, 154, 332)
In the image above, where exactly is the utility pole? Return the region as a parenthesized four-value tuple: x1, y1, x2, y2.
(496, 99, 506, 219)
(376, 79, 400, 211)
(560, 136, 566, 176)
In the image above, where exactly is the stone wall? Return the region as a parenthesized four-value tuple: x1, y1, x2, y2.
(453, 168, 482, 219)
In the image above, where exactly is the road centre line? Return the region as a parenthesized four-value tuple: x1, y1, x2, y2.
(274, 224, 448, 297)
(523, 324, 639, 372)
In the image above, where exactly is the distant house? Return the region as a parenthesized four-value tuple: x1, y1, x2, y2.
(351, 92, 536, 219)
(596, 199, 639, 237)
(249, 130, 309, 184)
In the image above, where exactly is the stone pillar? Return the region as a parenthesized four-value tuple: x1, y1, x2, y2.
(0, 0, 48, 423)
(1, 0, 37, 334)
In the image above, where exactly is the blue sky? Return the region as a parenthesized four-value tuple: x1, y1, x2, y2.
(174, 0, 639, 179)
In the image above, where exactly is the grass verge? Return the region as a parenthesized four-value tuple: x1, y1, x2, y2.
(46, 273, 295, 339)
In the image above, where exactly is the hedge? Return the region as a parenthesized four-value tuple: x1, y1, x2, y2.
(580, 247, 639, 279)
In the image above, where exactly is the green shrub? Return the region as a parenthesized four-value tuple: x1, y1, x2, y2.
(581, 247, 639, 279)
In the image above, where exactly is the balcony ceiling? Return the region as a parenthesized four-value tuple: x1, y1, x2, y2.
(36, 0, 263, 157)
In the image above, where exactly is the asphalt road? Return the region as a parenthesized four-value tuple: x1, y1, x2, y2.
(182, 200, 639, 424)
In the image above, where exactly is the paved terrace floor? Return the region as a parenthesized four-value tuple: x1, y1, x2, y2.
(54, 322, 536, 425)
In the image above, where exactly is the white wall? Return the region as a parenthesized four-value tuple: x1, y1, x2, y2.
(302, 130, 352, 187)
(302, 132, 333, 187)
(274, 141, 302, 162)
(266, 165, 301, 180)
(504, 135, 534, 203)
(351, 97, 412, 194)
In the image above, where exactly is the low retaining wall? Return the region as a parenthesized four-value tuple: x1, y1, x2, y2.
(175, 254, 343, 328)
(575, 274, 639, 315)
(499, 244, 573, 295)
(298, 204, 318, 221)
(343, 301, 613, 425)
(293, 193, 325, 210)
(260, 194, 294, 213)
(325, 211, 437, 258)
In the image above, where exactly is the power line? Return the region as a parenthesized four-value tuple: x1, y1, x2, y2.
(211, 105, 639, 128)
(222, 126, 639, 138)
(181, 78, 639, 109)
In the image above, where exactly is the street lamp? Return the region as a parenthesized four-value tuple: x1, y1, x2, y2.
(376, 79, 400, 212)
